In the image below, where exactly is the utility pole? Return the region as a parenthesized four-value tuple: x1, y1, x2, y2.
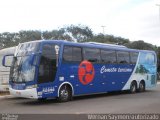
(156, 4, 160, 22)
(101, 26, 106, 35)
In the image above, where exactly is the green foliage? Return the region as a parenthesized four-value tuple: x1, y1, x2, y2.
(0, 25, 156, 51)
(85, 33, 130, 45)
(0, 24, 158, 55)
(43, 30, 72, 41)
(65, 24, 93, 42)
(0, 24, 159, 72)
(0, 24, 94, 48)
(125, 40, 155, 50)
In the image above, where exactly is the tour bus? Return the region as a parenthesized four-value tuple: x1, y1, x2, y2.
(2, 40, 157, 102)
(0, 47, 15, 91)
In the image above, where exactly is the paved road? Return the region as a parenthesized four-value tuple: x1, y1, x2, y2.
(0, 85, 160, 114)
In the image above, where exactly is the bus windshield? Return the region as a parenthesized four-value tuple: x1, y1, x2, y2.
(10, 56, 35, 83)
(10, 42, 40, 83)
(16, 42, 40, 56)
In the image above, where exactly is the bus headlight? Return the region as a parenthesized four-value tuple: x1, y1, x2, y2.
(26, 84, 37, 89)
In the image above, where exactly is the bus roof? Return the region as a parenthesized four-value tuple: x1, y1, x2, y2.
(19, 40, 156, 54)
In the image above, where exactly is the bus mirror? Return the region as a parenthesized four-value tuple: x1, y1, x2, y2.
(2, 54, 14, 67)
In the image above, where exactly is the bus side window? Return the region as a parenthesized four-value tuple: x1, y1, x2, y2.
(101, 50, 116, 63)
(63, 46, 82, 62)
(72, 47, 82, 62)
(130, 52, 138, 64)
(83, 48, 101, 63)
(117, 51, 130, 64)
(63, 46, 72, 61)
(139, 52, 156, 65)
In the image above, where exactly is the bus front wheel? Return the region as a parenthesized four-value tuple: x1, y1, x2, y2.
(58, 85, 72, 102)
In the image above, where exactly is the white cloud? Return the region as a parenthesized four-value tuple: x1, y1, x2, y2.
(0, 0, 159, 45)
(94, 0, 160, 46)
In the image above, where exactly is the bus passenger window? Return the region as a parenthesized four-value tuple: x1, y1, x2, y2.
(72, 47, 82, 62)
(63, 46, 72, 61)
(101, 50, 116, 63)
(63, 46, 82, 62)
(117, 51, 130, 64)
(130, 52, 138, 64)
(83, 48, 101, 63)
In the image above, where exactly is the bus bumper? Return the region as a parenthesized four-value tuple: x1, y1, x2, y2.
(9, 87, 38, 99)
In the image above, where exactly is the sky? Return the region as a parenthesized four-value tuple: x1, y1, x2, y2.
(0, 0, 160, 46)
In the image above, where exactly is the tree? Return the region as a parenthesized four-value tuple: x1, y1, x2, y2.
(65, 24, 93, 42)
(19, 30, 41, 42)
(126, 40, 155, 50)
(85, 33, 130, 45)
(42, 30, 72, 41)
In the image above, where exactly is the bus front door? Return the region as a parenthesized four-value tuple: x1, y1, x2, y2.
(37, 43, 58, 98)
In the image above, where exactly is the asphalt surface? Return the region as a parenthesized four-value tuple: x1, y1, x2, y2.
(0, 85, 160, 114)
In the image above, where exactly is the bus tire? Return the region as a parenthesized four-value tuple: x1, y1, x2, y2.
(58, 85, 72, 102)
(138, 81, 145, 92)
(130, 81, 137, 93)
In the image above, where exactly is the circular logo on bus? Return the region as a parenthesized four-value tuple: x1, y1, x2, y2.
(78, 60, 95, 85)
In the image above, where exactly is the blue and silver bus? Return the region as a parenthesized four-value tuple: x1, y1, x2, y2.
(3, 40, 157, 102)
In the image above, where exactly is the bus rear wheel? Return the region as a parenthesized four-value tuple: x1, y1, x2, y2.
(138, 81, 145, 92)
(130, 81, 137, 93)
(58, 85, 72, 102)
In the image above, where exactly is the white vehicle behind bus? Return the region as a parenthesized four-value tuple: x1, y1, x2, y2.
(0, 47, 16, 92)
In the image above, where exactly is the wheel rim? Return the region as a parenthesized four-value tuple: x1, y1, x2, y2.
(60, 87, 69, 100)
(131, 83, 136, 93)
(139, 83, 144, 91)
(132, 85, 136, 92)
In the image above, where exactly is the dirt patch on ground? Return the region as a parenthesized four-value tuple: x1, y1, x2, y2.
(0, 92, 10, 96)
